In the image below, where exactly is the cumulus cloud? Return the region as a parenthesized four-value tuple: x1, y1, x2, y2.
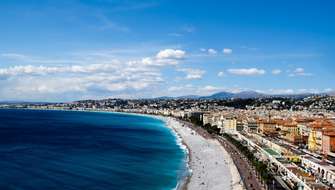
(137, 49, 186, 66)
(222, 48, 232, 55)
(289, 67, 313, 77)
(0, 48, 190, 100)
(200, 48, 218, 56)
(207, 49, 217, 55)
(266, 88, 295, 94)
(0, 47, 192, 100)
(217, 71, 224, 77)
(167, 84, 224, 96)
(166, 85, 250, 97)
(227, 68, 266, 76)
(264, 88, 323, 95)
(295, 68, 304, 73)
(156, 49, 185, 59)
(0, 63, 121, 77)
(202, 85, 221, 92)
(325, 88, 333, 92)
(177, 68, 205, 80)
(272, 69, 282, 75)
(128, 49, 184, 66)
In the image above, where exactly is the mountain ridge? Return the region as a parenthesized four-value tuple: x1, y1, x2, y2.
(156, 90, 326, 100)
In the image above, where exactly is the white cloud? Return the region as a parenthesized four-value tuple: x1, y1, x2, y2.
(127, 49, 187, 66)
(0, 47, 191, 100)
(289, 67, 313, 77)
(263, 88, 323, 95)
(0, 68, 164, 101)
(272, 69, 282, 75)
(202, 85, 220, 92)
(0, 62, 122, 77)
(141, 57, 154, 65)
(207, 48, 217, 55)
(177, 68, 205, 80)
(266, 88, 295, 94)
(217, 71, 224, 77)
(156, 49, 186, 59)
(295, 68, 304, 73)
(227, 68, 266, 76)
(222, 48, 233, 55)
(166, 85, 251, 97)
(200, 48, 218, 56)
(167, 84, 224, 96)
(0, 50, 177, 100)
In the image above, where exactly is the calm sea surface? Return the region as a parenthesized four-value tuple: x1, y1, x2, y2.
(0, 109, 187, 190)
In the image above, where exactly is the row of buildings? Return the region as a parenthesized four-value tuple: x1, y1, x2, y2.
(201, 110, 335, 189)
(202, 111, 335, 156)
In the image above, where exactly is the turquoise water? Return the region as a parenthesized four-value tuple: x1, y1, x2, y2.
(0, 109, 187, 190)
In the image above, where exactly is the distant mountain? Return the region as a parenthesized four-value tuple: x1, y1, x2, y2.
(153, 96, 175, 100)
(201, 91, 265, 99)
(153, 91, 317, 100)
(203, 91, 234, 99)
(177, 95, 201, 99)
(233, 91, 264, 99)
(153, 95, 201, 100)
(328, 91, 335, 96)
(159, 90, 321, 100)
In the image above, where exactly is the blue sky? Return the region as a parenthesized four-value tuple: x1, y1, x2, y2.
(0, 0, 334, 101)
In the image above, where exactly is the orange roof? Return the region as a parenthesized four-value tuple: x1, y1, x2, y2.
(309, 119, 335, 129)
(294, 118, 315, 123)
(323, 131, 335, 137)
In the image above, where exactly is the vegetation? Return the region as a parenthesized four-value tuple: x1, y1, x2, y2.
(222, 133, 274, 183)
(189, 115, 203, 126)
(202, 123, 220, 134)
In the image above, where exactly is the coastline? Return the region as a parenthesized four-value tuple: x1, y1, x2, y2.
(12, 108, 243, 190)
(160, 116, 244, 190)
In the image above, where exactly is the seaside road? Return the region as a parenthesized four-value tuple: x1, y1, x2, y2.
(218, 136, 265, 190)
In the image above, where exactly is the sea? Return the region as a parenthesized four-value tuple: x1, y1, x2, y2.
(0, 109, 188, 190)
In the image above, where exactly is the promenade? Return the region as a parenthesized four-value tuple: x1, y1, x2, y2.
(218, 136, 265, 190)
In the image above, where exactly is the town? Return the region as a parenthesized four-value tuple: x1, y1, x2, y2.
(2, 95, 335, 190)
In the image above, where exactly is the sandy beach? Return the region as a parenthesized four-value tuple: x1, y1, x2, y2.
(163, 117, 244, 190)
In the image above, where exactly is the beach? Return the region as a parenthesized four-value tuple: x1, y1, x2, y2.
(163, 117, 244, 190)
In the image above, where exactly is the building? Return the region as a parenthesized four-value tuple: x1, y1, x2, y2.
(247, 120, 258, 133)
(281, 122, 302, 144)
(236, 120, 245, 131)
(258, 120, 277, 135)
(223, 117, 237, 133)
(308, 119, 335, 154)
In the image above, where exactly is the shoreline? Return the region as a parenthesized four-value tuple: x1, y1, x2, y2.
(9, 108, 243, 190)
(161, 116, 244, 190)
(163, 118, 191, 190)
